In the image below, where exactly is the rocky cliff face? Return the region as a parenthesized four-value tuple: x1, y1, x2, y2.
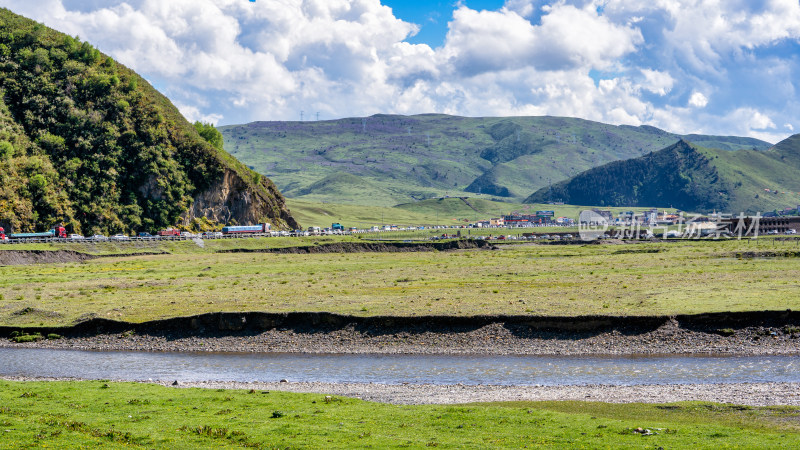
(183, 169, 298, 230)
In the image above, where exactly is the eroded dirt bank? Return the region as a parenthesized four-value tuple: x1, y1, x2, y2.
(2, 311, 799, 356)
(0, 250, 98, 265)
(0, 240, 491, 265)
(0, 250, 168, 266)
(217, 239, 494, 254)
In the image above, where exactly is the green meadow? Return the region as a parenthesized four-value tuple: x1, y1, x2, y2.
(1, 380, 799, 449)
(1, 237, 799, 327)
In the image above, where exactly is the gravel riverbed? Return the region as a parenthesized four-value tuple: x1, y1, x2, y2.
(3, 376, 799, 406)
(4, 319, 799, 405)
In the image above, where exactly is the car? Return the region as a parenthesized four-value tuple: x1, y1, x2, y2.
(68, 234, 84, 240)
(90, 234, 108, 241)
(180, 231, 194, 238)
(200, 231, 222, 238)
(138, 232, 155, 238)
(786, 229, 797, 235)
(110, 234, 129, 240)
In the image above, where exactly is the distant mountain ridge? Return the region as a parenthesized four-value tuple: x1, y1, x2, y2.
(220, 114, 771, 207)
(0, 8, 297, 233)
(525, 136, 800, 214)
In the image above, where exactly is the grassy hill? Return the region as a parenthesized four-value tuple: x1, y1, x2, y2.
(287, 197, 526, 228)
(287, 197, 673, 228)
(525, 137, 800, 214)
(0, 8, 296, 234)
(220, 115, 771, 206)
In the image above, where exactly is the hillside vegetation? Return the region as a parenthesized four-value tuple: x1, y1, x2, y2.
(220, 114, 770, 206)
(526, 138, 800, 213)
(0, 8, 296, 234)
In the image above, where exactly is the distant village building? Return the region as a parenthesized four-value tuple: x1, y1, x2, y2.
(739, 216, 800, 235)
(502, 211, 557, 227)
(592, 209, 613, 222)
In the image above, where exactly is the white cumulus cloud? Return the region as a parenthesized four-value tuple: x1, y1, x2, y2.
(0, 0, 797, 143)
(640, 69, 674, 96)
(688, 91, 709, 108)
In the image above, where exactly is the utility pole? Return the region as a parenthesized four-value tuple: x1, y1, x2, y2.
(316, 112, 320, 121)
(300, 110, 304, 121)
(362, 118, 367, 133)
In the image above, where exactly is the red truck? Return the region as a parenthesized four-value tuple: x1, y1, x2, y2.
(158, 228, 180, 237)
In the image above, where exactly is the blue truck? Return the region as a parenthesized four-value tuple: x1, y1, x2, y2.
(221, 223, 271, 234)
(8, 230, 56, 239)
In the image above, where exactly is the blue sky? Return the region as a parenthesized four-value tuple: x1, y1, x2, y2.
(382, 0, 505, 46)
(2, 0, 799, 143)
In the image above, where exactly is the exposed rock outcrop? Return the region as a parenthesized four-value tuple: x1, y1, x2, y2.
(183, 169, 298, 230)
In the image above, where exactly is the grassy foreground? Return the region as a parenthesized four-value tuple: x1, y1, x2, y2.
(1, 380, 799, 448)
(1, 238, 800, 327)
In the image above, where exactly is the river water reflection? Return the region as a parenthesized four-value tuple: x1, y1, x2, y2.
(1, 348, 798, 386)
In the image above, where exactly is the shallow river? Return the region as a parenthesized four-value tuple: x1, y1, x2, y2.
(3, 348, 800, 386)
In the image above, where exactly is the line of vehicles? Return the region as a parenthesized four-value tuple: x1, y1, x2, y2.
(0, 221, 454, 243)
(10, 220, 790, 244)
(0, 223, 279, 242)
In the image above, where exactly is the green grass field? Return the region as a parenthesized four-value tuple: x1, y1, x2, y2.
(2, 238, 799, 327)
(1, 380, 799, 448)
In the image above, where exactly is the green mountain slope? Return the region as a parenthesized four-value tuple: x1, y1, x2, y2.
(0, 8, 297, 233)
(524, 137, 800, 214)
(288, 196, 670, 228)
(220, 115, 771, 206)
